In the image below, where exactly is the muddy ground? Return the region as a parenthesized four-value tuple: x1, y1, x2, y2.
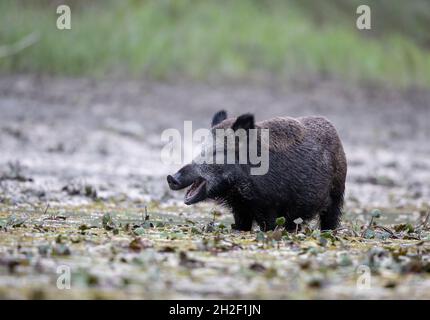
(0, 75, 429, 299)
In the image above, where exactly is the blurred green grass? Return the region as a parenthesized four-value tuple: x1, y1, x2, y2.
(1, 0, 430, 87)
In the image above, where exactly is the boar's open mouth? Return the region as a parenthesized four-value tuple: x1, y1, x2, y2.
(184, 177, 207, 205)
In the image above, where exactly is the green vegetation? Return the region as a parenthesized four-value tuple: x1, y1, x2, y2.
(1, 0, 430, 86)
(1, 202, 430, 299)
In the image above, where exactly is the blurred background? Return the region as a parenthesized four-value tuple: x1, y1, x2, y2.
(0, 0, 429, 210)
(2, 0, 430, 86)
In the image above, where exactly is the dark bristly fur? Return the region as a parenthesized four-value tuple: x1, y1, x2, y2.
(167, 110, 347, 232)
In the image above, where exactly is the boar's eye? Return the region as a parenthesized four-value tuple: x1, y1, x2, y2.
(232, 113, 254, 131)
(211, 110, 227, 127)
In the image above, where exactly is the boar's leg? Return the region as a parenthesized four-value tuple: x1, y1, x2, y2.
(284, 218, 300, 232)
(319, 192, 343, 230)
(253, 209, 277, 232)
(231, 209, 253, 231)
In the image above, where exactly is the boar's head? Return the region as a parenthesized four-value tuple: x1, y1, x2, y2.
(167, 110, 255, 205)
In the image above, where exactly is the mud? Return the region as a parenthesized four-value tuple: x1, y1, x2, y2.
(0, 75, 429, 299)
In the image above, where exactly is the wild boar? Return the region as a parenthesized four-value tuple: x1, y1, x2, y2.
(167, 110, 347, 231)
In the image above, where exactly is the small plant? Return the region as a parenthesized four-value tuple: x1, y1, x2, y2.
(275, 217, 286, 227)
(102, 212, 119, 234)
(294, 218, 304, 234)
(361, 209, 382, 238)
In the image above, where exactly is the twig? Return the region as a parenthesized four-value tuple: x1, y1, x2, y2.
(43, 203, 50, 215)
(211, 210, 218, 224)
(361, 215, 375, 237)
(42, 203, 52, 220)
(418, 211, 430, 229)
(373, 225, 399, 239)
(332, 226, 349, 234)
(142, 205, 149, 222)
(0, 32, 40, 59)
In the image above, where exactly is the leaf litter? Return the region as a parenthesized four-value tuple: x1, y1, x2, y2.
(0, 202, 429, 299)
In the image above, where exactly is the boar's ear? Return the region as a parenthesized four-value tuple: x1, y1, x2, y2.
(232, 113, 254, 131)
(211, 110, 227, 127)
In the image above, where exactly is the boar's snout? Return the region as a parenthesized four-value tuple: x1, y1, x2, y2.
(167, 165, 208, 205)
(167, 173, 191, 191)
(167, 174, 183, 190)
(166, 165, 197, 190)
